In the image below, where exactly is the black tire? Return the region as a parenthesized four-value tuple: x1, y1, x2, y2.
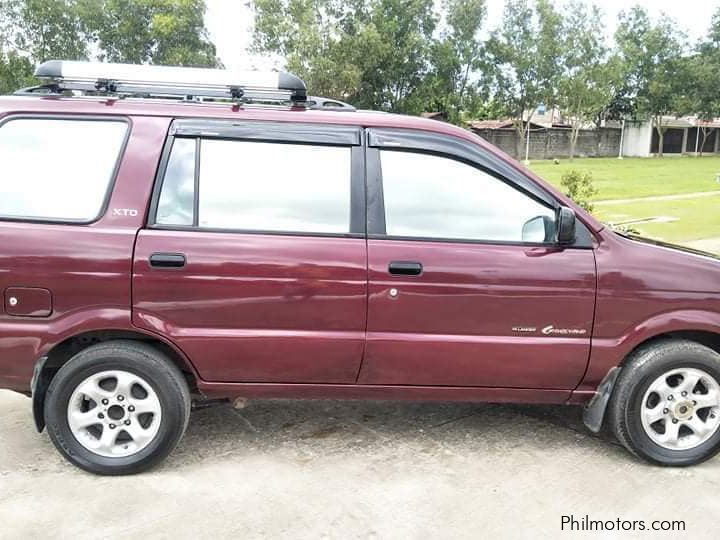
(608, 339, 720, 466)
(44, 340, 190, 475)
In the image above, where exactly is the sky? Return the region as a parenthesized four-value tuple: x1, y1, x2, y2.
(205, 0, 719, 71)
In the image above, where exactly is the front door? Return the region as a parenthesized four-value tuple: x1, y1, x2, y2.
(357, 129, 597, 389)
(133, 120, 367, 384)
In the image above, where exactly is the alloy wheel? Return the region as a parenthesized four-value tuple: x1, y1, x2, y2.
(66, 370, 162, 458)
(641, 367, 720, 450)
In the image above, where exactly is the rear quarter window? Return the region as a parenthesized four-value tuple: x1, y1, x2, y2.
(0, 117, 128, 222)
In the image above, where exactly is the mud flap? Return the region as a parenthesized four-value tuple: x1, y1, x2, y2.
(583, 366, 621, 433)
(30, 356, 50, 432)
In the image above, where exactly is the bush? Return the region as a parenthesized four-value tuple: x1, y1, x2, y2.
(560, 170, 598, 213)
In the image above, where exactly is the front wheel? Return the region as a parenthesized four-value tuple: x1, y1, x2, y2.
(608, 340, 720, 466)
(44, 340, 190, 475)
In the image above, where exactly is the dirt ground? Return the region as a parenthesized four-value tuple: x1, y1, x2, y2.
(1, 389, 718, 539)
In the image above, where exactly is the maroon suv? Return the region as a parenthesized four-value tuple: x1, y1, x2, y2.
(1, 61, 720, 474)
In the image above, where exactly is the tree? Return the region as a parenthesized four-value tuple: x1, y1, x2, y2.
(78, 0, 219, 67)
(352, 0, 437, 112)
(0, 51, 34, 94)
(1, 0, 82, 93)
(688, 9, 720, 156)
(252, 0, 437, 114)
(0, 1, 34, 94)
(557, 1, 621, 160)
(615, 7, 689, 157)
(423, 0, 486, 124)
(253, 0, 363, 102)
(2, 0, 88, 62)
(0, 0, 219, 94)
(686, 55, 718, 155)
(486, 0, 563, 158)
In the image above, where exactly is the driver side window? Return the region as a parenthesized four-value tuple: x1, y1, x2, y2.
(380, 150, 556, 243)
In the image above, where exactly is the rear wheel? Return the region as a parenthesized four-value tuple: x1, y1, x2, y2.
(44, 340, 190, 475)
(609, 340, 720, 466)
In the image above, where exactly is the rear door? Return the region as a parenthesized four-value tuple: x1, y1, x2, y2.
(132, 120, 367, 384)
(358, 128, 597, 389)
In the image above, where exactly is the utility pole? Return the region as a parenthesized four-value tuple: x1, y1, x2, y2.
(618, 118, 625, 159)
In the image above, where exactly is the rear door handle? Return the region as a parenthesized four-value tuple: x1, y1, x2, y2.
(388, 261, 423, 276)
(149, 253, 186, 268)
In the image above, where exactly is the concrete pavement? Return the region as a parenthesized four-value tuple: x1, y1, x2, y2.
(1, 389, 718, 539)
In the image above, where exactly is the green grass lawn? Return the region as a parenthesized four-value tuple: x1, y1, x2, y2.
(528, 156, 720, 252)
(530, 156, 720, 201)
(594, 195, 720, 243)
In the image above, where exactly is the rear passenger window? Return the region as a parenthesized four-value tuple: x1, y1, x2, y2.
(0, 117, 127, 222)
(155, 138, 352, 234)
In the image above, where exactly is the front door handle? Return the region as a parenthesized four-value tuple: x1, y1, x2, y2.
(149, 253, 186, 268)
(388, 261, 423, 276)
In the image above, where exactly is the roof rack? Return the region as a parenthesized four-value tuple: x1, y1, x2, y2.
(21, 60, 315, 105)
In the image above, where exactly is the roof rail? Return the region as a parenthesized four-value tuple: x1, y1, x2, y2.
(28, 60, 308, 103)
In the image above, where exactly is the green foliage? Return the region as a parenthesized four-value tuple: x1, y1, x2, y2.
(4, 0, 720, 143)
(2, 0, 88, 61)
(0, 0, 218, 94)
(252, 0, 437, 114)
(252, 0, 488, 120)
(422, 0, 486, 124)
(78, 0, 218, 66)
(684, 7, 720, 155)
(0, 50, 34, 94)
(485, 0, 563, 153)
(560, 169, 597, 212)
(557, 1, 622, 159)
(614, 6, 688, 155)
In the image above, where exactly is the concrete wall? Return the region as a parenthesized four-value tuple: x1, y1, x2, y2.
(473, 127, 622, 160)
(622, 121, 653, 157)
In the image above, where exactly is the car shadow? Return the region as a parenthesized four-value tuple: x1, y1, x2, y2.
(168, 399, 627, 468)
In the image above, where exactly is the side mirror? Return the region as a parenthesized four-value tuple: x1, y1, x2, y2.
(556, 206, 576, 245)
(522, 215, 554, 243)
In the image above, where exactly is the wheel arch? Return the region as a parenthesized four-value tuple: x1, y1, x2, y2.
(31, 329, 200, 432)
(619, 330, 720, 364)
(583, 328, 720, 433)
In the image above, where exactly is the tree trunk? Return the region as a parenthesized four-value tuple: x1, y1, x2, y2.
(569, 125, 580, 161)
(699, 127, 709, 157)
(515, 122, 525, 160)
(655, 121, 665, 158)
(518, 112, 535, 162)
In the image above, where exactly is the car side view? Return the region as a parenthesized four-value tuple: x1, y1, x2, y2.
(1, 61, 720, 475)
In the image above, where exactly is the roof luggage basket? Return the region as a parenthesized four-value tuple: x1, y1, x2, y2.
(13, 60, 357, 110)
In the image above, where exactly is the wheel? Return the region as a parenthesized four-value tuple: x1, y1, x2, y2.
(608, 339, 720, 466)
(44, 340, 191, 475)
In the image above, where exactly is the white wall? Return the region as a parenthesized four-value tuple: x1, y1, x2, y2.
(622, 121, 653, 157)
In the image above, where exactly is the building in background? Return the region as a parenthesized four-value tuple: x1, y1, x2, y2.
(621, 117, 720, 157)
